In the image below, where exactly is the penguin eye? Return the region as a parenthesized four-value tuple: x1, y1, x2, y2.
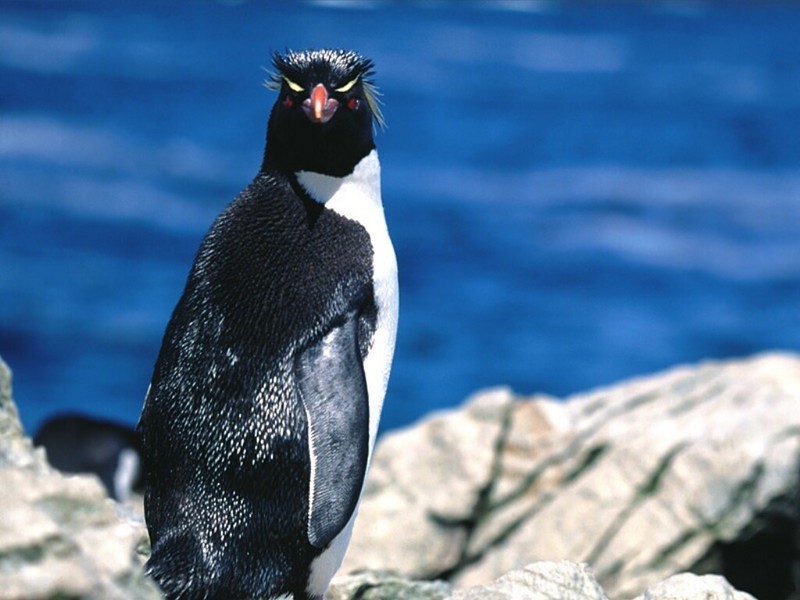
(334, 77, 359, 93)
(283, 77, 305, 93)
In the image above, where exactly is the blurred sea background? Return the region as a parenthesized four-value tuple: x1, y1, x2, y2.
(2, 0, 799, 438)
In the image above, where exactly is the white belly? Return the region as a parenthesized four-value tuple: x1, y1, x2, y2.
(296, 150, 398, 595)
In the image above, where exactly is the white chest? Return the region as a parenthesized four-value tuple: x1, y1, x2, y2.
(296, 150, 398, 450)
(296, 149, 399, 596)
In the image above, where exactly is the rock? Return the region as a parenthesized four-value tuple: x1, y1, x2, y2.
(327, 563, 756, 600)
(328, 571, 453, 600)
(343, 353, 800, 599)
(0, 352, 786, 600)
(0, 355, 160, 600)
(0, 357, 43, 472)
(449, 561, 609, 600)
(328, 562, 609, 600)
(634, 573, 757, 600)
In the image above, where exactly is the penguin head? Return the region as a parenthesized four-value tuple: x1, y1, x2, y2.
(263, 49, 384, 177)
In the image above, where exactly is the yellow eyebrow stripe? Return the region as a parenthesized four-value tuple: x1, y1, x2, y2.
(335, 77, 359, 93)
(283, 77, 305, 93)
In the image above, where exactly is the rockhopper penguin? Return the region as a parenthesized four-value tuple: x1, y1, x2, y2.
(34, 413, 142, 502)
(137, 49, 398, 600)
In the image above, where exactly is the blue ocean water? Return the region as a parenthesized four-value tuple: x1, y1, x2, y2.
(1, 1, 799, 437)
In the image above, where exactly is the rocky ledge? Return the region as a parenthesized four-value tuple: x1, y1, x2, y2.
(0, 357, 159, 600)
(2, 352, 799, 599)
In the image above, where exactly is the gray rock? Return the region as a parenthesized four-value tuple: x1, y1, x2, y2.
(0, 355, 160, 600)
(0, 352, 784, 600)
(0, 357, 44, 472)
(634, 573, 757, 600)
(328, 563, 757, 600)
(328, 571, 453, 600)
(343, 353, 800, 599)
(449, 561, 609, 600)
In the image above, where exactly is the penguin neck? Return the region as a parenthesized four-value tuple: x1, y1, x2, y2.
(294, 149, 383, 215)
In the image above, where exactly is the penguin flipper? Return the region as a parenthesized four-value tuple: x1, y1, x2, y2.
(295, 310, 369, 549)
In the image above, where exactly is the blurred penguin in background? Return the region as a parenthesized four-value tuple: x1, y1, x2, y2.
(34, 413, 143, 502)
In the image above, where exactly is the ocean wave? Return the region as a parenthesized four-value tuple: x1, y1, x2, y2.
(0, 17, 97, 74)
(386, 163, 800, 279)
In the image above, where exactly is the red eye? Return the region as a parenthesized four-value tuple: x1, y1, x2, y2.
(284, 96, 294, 108)
(347, 97, 359, 111)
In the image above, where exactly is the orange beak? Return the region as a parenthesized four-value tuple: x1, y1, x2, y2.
(303, 83, 339, 124)
(312, 84, 327, 121)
